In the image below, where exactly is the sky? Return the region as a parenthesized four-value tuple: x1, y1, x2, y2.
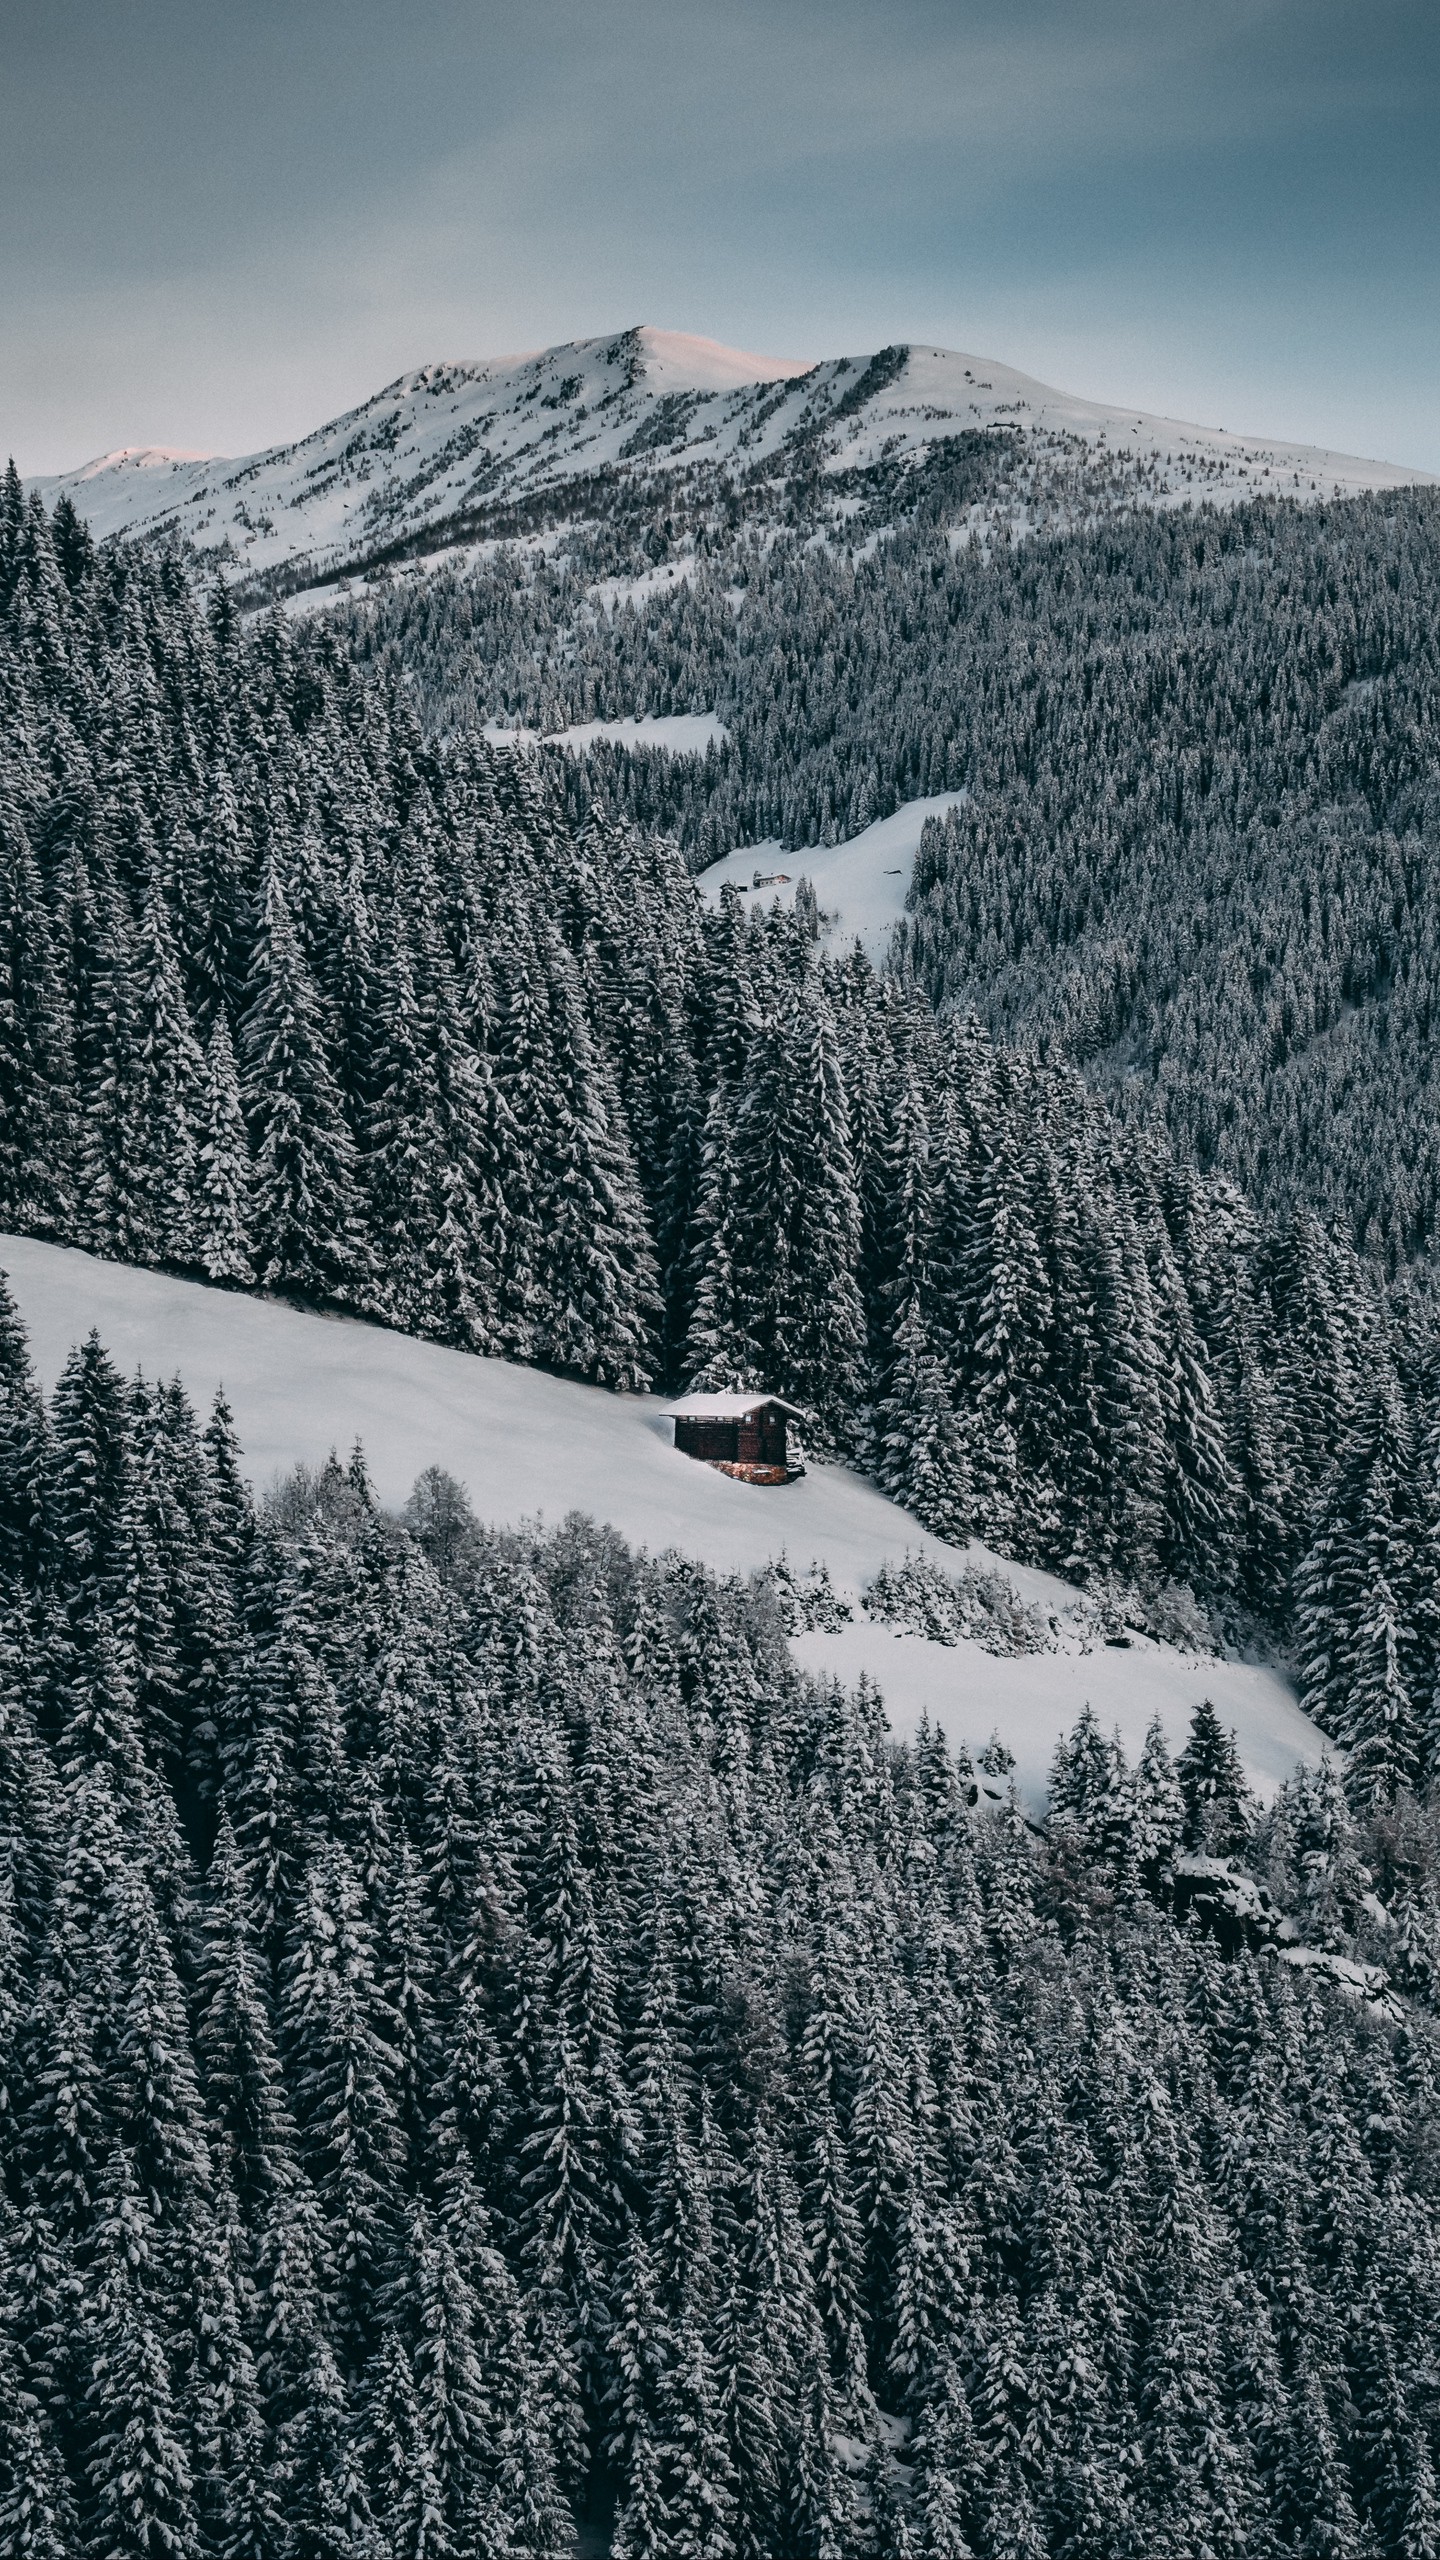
(4, 0, 1439, 477)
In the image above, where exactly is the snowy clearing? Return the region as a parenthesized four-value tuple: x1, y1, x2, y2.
(0, 1234, 1322, 1804)
(790, 1623, 1315, 1811)
(587, 561, 701, 616)
(694, 792, 966, 963)
(485, 711, 728, 757)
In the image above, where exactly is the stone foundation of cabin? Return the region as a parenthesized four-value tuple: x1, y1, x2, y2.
(708, 1460, 800, 1486)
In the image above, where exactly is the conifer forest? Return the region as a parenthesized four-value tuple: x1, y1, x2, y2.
(5, 446, 1440, 2558)
(346, 487, 1440, 1269)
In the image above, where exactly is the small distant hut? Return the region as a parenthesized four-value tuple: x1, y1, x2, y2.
(664, 1392, 808, 1485)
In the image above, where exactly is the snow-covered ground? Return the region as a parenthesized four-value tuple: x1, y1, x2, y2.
(790, 1623, 1314, 1807)
(694, 793, 965, 963)
(0, 1234, 1321, 1804)
(831, 343, 1432, 504)
(485, 711, 728, 757)
(32, 328, 1433, 592)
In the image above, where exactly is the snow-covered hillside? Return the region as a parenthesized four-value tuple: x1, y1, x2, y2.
(28, 328, 811, 583)
(32, 326, 1432, 596)
(487, 710, 730, 759)
(825, 343, 1431, 504)
(694, 792, 967, 964)
(1, 1233, 1322, 1806)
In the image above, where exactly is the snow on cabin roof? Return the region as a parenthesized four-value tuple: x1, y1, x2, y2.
(663, 1392, 810, 1422)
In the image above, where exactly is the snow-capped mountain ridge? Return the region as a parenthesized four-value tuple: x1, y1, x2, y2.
(32, 323, 1433, 594)
(60, 442, 224, 476)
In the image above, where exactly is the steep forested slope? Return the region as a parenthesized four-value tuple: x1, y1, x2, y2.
(342, 488, 1440, 1271)
(2, 1293, 1440, 2559)
(3, 474, 1440, 1797)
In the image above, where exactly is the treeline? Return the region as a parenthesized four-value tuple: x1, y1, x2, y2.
(2, 1294, 1440, 2557)
(338, 485, 1440, 1271)
(5, 479, 1440, 1788)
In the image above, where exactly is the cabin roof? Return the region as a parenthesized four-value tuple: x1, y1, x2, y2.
(664, 1391, 809, 1423)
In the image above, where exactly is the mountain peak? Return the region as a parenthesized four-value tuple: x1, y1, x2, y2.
(383, 326, 811, 403)
(626, 326, 812, 393)
(66, 443, 224, 480)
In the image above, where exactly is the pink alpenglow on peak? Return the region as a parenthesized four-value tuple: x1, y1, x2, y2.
(628, 327, 812, 393)
(68, 445, 223, 474)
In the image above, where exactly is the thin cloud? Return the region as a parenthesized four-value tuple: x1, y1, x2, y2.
(2, 0, 1435, 471)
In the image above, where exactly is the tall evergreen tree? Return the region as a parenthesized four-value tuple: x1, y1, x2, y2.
(241, 858, 369, 1309)
(1176, 1701, 1256, 1858)
(1296, 1376, 1422, 1803)
(194, 1013, 255, 1287)
(0, 794, 73, 1239)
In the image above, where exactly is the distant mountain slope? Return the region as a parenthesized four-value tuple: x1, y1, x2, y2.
(31, 324, 1432, 594)
(0, 1232, 1321, 1805)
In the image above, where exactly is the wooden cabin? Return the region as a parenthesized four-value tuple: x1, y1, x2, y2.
(665, 1392, 807, 1483)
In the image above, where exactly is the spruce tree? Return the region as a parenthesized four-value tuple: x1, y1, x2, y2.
(0, 2325, 78, 2560)
(873, 1295, 974, 1543)
(0, 1267, 48, 1589)
(194, 1013, 255, 1286)
(682, 1084, 756, 1394)
(82, 2154, 200, 2559)
(128, 873, 204, 1268)
(1176, 1700, 1255, 1859)
(1131, 1716, 1186, 1893)
(240, 857, 369, 1309)
(1296, 1376, 1422, 1802)
(951, 1134, 1053, 1553)
(0, 795, 73, 1239)
(729, 974, 865, 1444)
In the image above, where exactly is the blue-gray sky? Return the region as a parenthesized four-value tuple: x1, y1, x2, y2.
(5, 0, 1438, 475)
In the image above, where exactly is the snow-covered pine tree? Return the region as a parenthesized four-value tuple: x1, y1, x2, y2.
(1175, 1699, 1256, 1857)
(240, 855, 370, 1310)
(128, 872, 205, 1269)
(874, 1296, 974, 1544)
(727, 972, 865, 1444)
(949, 1129, 1052, 1554)
(1131, 1716, 1186, 1892)
(193, 1010, 255, 1286)
(681, 1083, 756, 1394)
(1295, 1375, 1422, 1803)
(0, 793, 73, 1241)
(530, 924, 659, 1390)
